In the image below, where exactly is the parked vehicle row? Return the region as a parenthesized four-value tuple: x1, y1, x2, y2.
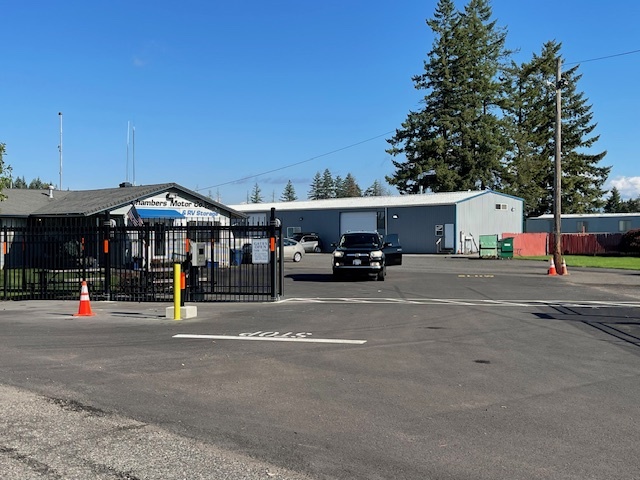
(290, 232, 323, 253)
(241, 237, 305, 263)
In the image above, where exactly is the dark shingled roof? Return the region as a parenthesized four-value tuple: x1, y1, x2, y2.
(0, 183, 246, 218)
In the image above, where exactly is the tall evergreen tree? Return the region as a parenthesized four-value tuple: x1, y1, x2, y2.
(308, 172, 323, 200)
(334, 175, 345, 197)
(250, 183, 263, 203)
(13, 175, 27, 189)
(386, 0, 510, 194)
(342, 173, 362, 197)
(364, 180, 389, 196)
(622, 196, 640, 213)
(29, 177, 54, 189)
(280, 180, 297, 202)
(502, 41, 609, 215)
(603, 187, 623, 213)
(320, 169, 335, 199)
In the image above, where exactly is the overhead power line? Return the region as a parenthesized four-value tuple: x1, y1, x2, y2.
(567, 48, 640, 65)
(196, 131, 394, 191)
(198, 48, 639, 194)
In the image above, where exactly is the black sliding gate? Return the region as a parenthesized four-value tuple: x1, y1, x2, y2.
(0, 221, 283, 302)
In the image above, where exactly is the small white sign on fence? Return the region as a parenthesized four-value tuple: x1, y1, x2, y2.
(252, 238, 270, 264)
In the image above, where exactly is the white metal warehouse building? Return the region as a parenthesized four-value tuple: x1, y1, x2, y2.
(229, 190, 524, 254)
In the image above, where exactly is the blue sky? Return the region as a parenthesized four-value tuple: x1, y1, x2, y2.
(2, 0, 639, 205)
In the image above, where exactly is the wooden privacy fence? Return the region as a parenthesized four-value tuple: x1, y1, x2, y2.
(0, 221, 283, 302)
(549, 233, 623, 255)
(503, 232, 624, 256)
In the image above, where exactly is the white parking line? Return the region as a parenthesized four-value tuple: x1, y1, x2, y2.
(173, 334, 367, 345)
(278, 298, 640, 308)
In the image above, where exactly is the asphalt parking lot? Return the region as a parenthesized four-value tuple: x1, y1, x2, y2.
(1, 255, 639, 479)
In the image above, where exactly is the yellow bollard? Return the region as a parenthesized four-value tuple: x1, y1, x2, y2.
(173, 263, 181, 320)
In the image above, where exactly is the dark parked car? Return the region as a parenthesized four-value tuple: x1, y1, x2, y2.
(291, 232, 323, 253)
(331, 231, 402, 281)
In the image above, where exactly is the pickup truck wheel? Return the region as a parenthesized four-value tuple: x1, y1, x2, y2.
(377, 269, 386, 281)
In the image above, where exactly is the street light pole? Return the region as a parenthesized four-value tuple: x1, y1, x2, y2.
(553, 58, 562, 271)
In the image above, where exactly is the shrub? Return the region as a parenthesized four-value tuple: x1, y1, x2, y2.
(619, 229, 640, 254)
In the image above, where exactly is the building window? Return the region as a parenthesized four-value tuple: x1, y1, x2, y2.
(495, 203, 507, 210)
(619, 220, 631, 232)
(576, 221, 588, 233)
(435, 225, 444, 237)
(287, 226, 301, 238)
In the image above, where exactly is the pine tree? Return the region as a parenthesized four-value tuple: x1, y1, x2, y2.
(624, 197, 640, 213)
(250, 183, 263, 203)
(386, 0, 510, 193)
(502, 41, 609, 215)
(280, 180, 297, 202)
(13, 176, 27, 189)
(342, 173, 362, 197)
(603, 187, 623, 213)
(364, 180, 389, 196)
(29, 177, 54, 189)
(334, 175, 345, 198)
(308, 172, 323, 200)
(320, 169, 335, 199)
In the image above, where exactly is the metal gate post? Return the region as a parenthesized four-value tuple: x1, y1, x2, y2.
(269, 208, 278, 301)
(103, 214, 111, 300)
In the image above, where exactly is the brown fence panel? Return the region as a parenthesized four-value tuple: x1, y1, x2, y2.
(547, 233, 622, 255)
(502, 233, 548, 256)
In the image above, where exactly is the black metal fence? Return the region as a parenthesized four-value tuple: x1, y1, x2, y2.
(1, 221, 283, 302)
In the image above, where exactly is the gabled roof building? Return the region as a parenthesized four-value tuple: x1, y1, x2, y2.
(0, 182, 246, 227)
(229, 190, 524, 254)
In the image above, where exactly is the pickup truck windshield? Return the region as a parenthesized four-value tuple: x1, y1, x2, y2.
(339, 234, 381, 248)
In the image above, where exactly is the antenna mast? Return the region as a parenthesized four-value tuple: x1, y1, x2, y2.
(132, 125, 136, 185)
(126, 121, 130, 183)
(58, 112, 63, 190)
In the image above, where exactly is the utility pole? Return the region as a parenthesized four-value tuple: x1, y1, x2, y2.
(553, 57, 562, 271)
(58, 112, 63, 190)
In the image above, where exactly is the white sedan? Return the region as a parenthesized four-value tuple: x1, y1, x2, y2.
(282, 238, 305, 262)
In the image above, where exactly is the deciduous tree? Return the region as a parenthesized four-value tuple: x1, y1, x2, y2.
(0, 143, 11, 200)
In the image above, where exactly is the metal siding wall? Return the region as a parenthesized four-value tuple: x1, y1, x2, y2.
(459, 193, 523, 242)
(386, 205, 456, 253)
(236, 195, 524, 254)
(562, 216, 640, 233)
(526, 218, 553, 233)
(528, 215, 640, 234)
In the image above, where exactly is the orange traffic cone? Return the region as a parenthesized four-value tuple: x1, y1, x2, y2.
(547, 258, 557, 276)
(73, 281, 95, 316)
(560, 258, 569, 275)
